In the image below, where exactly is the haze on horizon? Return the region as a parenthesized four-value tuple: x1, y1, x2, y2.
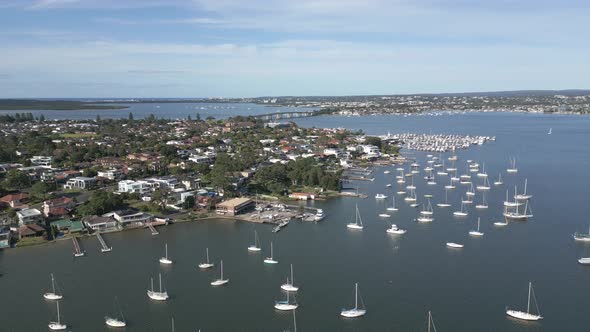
(0, 0, 588, 98)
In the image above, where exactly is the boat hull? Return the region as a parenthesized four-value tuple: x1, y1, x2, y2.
(159, 258, 173, 265)
(275, 303, 298, 311)
(280, 284, 299, 292)
(198, 263, 214, 269)
(211, 279, 229, 286)
(347, 224, 363, 230)
(48, 323, 67, 330)
(341, 309, 366, 318)
(43, 293, 62, 300)
(247, 246, 261, 252)
(506, 310, 542, 321)
(105, 317, 126, 327)
(147, 291, 169, 301)
(446, 242, 464, 248)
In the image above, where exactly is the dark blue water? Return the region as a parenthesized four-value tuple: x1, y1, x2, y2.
(1, 111, 589, 331)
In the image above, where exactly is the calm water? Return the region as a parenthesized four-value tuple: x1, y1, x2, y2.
(0, 102, 314, 120)
(2, 111, 590, 331)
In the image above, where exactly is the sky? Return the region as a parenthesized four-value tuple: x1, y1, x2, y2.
(0, 0, 589, 98)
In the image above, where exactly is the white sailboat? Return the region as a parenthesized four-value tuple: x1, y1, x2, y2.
(548, 128, 552, 135)
(378, 213, 391, 218)
(469, 218, 484, 236)
(573, 224, 590, 242)
(404, 188, 417, 203)
(417, 215, 434, 223)
(211, 260, 229, 286)
(147, 274, 169, 301)
(494, 173, 503, 186)
(43, 273, 63, 300)
(264, 241, 279, 264)
(275, 290, 298, 311)
(475, 192, 488, 209)
(444, 176, 455, 189)
(105, 297, 126, 328)
(48, 301, 67, 331)
(453, 201, 468, 217)
(494, 219, 509, 227)
(437, 188, 452, 208)
(281, 264, 299, 292)
(198, 248, 214, 269)
(375, 193, 388, 199)
(247, 230, 262, 252)
(446, 242, 464, 248)
(347, 204, 364, 230)
(340, 283, 366, 318)
(386, 197, 398, 211)
(477, 163, 488, 178)
(503, 201, 533, 220)
(578, 257, 590, 265)
(515, 178, 533, 200)
(506, 282, 543, 321)
(406, 175, 416, 190)
(476, 176, 490, 191)
(159, 243, 173, 265)
(420, 199, 434, 216)
(504, 188, 523, 207)
(507, 157, 518, 173)
(466, 183, 475, 196)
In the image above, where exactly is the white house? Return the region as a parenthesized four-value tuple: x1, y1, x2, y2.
(16, 208, 43, 226)
(118, 180, 155, 195)
(97, 169, 121, 181)
(30, 156, 52, 167)
(63, 177, 97, 190)
(103, 210, 153, 229)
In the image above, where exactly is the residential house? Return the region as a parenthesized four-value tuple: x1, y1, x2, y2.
(103, 209, 153, 229)
(63, 177, 97, 190)
(30, 156, 52, 167)
(118, 179, 156, 195)
(50, 219, 85, 234)
(0, 226, 11, 248)
(82, 215, 118, 232)
(289, 192, 316, 201)
(97, 169, 122, 181)
(16, 208, 43, 226)
(42, 197, 76, 218)
(18, 223, 46, 239)
(0, 193, 29, 208)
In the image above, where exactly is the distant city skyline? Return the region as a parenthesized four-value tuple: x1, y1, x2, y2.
(0, 0, 589, 98)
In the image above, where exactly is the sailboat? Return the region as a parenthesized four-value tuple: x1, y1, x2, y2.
(198, 248, 214, 269)
(469, 217, 484, 236)
(507, 157, 518, 173)
(147, 274, 169, 301)
(503, 201, 533, 220)
(504, 188, 523, 207)
(578, 257, 590, 265)
(420, 199, 434, 216)
(404, 188, 417, 203)
(43, 273, 63, 300)
(446, 242, 464, 248)
(515, 179, 533, 200)
(281, 264, 299, 292)
(48, 301, 67, 331)
(573, 224, 590, 242)
(466, 183, 475, 196)
(461, 195, 473, 204)
(426, 311, 438, 332)
(264, 241, 279, 264)
(386, 196, 398, 211)
(476, 176, 490, 191)
(211, 260, 229, 286)
(548, 128, 552, 135)
(494, 173, 503, 186)
(347, 204, 364, 230)
(375, 193, 388, 199)
(475, 192, 488, 209)
(506, 282, 543, 321)
(159, 243, 173, 265)
(274, 290, 298, 310)
(444, 176, 455, 189)
(477, 163, 488, 178)
(453, 201, 468, 217)
(247, 230, 262, 252)
(105, 297, 126, 328)
(406, 175, 416, 190)
(340, 283, 366, 318)
(437, 188, 452, 208)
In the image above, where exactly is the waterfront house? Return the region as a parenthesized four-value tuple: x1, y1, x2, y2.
(118, 179, 156, 195)
(216, 198, 255, 216)
(82, 215, 118, 232)
(103, 209, 153, 229)
(50, 219, 85, 234)
(0, 193, 29, 208)
(16, 208, 43, 226)
(18, 223, 46, 239)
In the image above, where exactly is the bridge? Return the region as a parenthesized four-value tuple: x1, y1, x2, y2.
(252, 110, 318, 122)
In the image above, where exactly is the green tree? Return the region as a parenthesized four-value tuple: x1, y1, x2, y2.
(30, 181, 54, 200)
(128, 112, 134, 121)
(76, 191, 124, 216)
(4, 170, 30, 190)
(183, 195, 196, 209)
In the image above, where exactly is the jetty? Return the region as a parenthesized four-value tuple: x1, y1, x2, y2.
(72, 237, 85, 257)
(147, 223, 159, 236)
(96, 232, 112, 253)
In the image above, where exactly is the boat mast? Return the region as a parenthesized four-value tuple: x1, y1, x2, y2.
(427, 311, 431, 332)
(159, 274, 162, 292)
(56, 301, 61, 324)
(165, 243, 168, 259)
(220, 260, 224, 279)
(51, 274, 56, 294)
(151, 278, 154, 292)
(290, 264, 294, 284)
(293, 309, 297, 332)
(206, 248, 210, 264)
(527, 282, 531, 314)
(270, 242, 274, 259)
(477, 218, 480, 231)
(354, 283, 358, 310)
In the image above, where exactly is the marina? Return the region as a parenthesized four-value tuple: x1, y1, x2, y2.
(2, 111, 590, 331)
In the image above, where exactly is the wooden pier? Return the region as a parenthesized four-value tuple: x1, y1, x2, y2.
(147, 223, 159, 236)
(72, 237, 85, 257)
(96, 232, 112, 253)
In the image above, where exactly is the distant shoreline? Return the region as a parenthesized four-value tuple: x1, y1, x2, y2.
(0, 99, 130, 111)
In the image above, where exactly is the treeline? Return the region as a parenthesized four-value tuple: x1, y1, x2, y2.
(0, 112, 45, 123)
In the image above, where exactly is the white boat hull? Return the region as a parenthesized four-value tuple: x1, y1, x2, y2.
(494, 222, 508, 227)
(264, 258, 279, 264)
(48, 322, 67, 330)
(347, 224, 363, 230)
(341, 309, 366, 318)
(453, 212, 468, 217)
(198, 263, 214, 269)
(387, 228, 407, 234)
(43, 293, 62, 300)
(280, 284, 299, 292)
(105, 317, 126, 327)
(147, 290, 169, 301)
(506, 309, 542, 321)
(159, 258, 173, 265)
(437, 203, 451, 208)
(247, 246, 261, 252)
(578, 258, 590, 265)
(446, 242, 464, 248)
(469, 231, 484, 236)
(275, 303, 298, 311)
(386, 207, 398, 211)
(211, 279, 229, 286)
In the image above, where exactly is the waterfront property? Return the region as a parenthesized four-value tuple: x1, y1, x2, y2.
(103, 209, 153, 229)
(215, 198, 255, 216)
(82, 216, 118, 232)
(16, 208, 43, 226)
(63, 176, 97, 190)
(0, 226, 11, 248)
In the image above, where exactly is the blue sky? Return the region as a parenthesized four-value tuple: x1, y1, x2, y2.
(0, 0, 588, 98)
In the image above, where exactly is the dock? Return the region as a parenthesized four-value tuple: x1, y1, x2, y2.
(147, 223, 159, 235)
(72, 237, 85, 257)
(96, 232, 112, 253)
